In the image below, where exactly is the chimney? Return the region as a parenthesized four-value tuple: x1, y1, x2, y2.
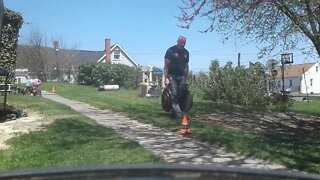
(105, 38, 111, 63)
(54, 41, 59, 55)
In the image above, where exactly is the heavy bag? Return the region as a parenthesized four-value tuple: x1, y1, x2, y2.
(161, 88, 172, 112)
(179, 89, 193, 112)
(161, 88, 193, 113)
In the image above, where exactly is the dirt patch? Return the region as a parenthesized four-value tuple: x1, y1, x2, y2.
(0, 111, 79, 150)
(195, 111, 320, 138)
(0, 111, 46, 149)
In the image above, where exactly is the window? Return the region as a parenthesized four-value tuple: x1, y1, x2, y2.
(290, 79, 292, 86)
(310, 79, 313, 86)
(114, 48, 120, 60)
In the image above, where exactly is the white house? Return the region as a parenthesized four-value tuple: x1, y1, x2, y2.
(97, 39, 139, 68)
(274, 62, 320, 94)
(14, 68, 30, 84)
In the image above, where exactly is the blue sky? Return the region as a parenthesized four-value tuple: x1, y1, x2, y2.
(4, 0, 318, 72)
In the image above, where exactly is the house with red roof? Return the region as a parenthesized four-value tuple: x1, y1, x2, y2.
(274, 62, 320, 94)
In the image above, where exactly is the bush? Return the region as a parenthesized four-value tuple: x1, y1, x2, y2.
(269, 93, 293, 111)
(77, 62, 139, 89)
(191, 60, 271, 107)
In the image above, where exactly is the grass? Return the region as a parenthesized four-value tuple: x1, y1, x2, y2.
(0, 118, 163, 170)
(40, 83, 320, 174)
(1, 83, 319, 174)
(0, 93, 164, 171)
(191, 122, 320, 173)
(292, 96, 320, 116)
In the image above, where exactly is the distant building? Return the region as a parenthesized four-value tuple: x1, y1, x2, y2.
(16, 38, 140, 84)
(97, 39, 139, 68)
(137, 65, 164, 97)
(274, 62, 320, 94)
(14, 68, 31, 84)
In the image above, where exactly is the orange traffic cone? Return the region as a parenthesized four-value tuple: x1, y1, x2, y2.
(180, 114, 191, 134)
(51, 86, 56, 93)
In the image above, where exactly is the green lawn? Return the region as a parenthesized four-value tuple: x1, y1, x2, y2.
(1, 83, 319, 174)
(42, 83, 320, 174)
(38, 83, 320, 174)
(292, 96, 320, 116)
(0, 93, 164, 171)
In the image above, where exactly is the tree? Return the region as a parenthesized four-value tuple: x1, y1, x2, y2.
(51, 39, 79, 82)
(60, 49, 78, 83)
(17, 29, 51, 81)
(0, 8, 23, 83)
(177, 0, 320, 58)
(17, 31, 80, 82)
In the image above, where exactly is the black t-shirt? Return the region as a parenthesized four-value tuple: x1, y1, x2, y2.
(164, 45, 189, 76)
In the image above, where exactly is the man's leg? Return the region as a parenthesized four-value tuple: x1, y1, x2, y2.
(169, 76, 182, 120)
(177, 76, 186, 100)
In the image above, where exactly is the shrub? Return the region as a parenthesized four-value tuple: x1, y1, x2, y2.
(191, 60, 270, 107)
(77, 62, 138, 89)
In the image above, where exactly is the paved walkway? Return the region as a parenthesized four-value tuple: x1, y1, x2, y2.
(41, 91, 289, 171)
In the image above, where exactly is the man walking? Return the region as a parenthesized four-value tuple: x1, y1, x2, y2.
(164, 36, 189, 120)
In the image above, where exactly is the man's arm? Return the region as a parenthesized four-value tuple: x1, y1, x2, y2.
(164, 58, 170, 80)
(185, 50, 189, 83)
(184, 62, 189, 82)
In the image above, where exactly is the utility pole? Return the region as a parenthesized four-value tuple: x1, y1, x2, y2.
(303, 68, 309, 103)
(54, 41, 60, 82)
(237, 53, 241, 68)
(281, 60, 285, 95)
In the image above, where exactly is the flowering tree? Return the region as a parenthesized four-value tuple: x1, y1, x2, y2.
(177, 0, 320, 58)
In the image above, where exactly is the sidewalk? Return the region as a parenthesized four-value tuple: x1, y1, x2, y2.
(41, 91, 288, 171)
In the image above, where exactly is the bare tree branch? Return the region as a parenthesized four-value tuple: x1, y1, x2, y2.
(177, 0, 320, 59)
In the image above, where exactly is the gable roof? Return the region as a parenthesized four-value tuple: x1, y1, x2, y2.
(97, 43, 139, 68)
(17, 44, 138, 68)
(275, 63, 315, 78)
(17, 45, 105, 67)
(15, 72, 29, 76)
(68, 49, 105, 64)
